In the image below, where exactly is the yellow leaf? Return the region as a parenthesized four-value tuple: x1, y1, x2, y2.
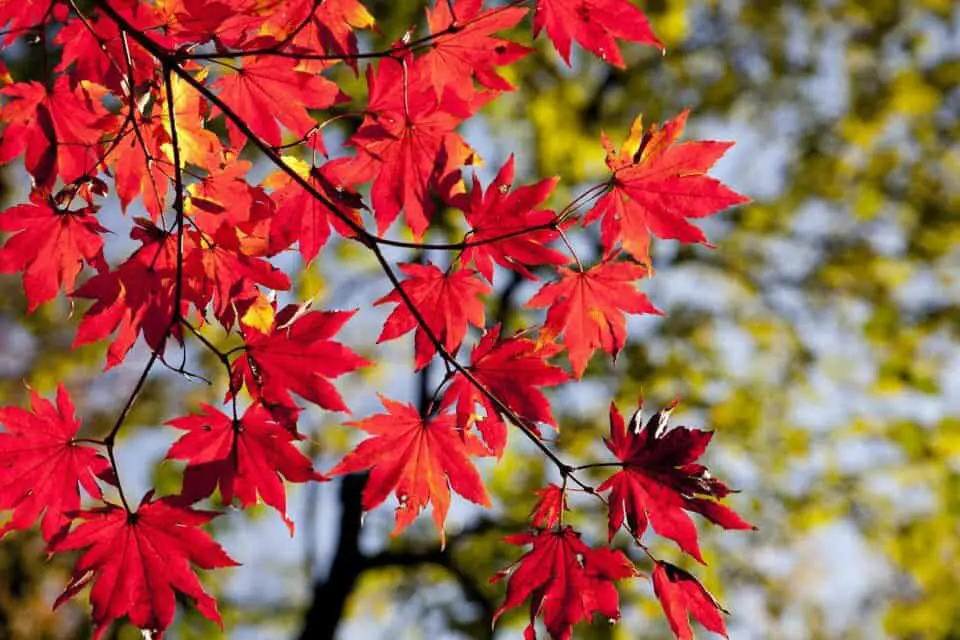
(160, 68, 222, 167)
(241, 296, 276, 335)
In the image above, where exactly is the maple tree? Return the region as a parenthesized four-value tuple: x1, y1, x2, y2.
(0, 0, 753, 637)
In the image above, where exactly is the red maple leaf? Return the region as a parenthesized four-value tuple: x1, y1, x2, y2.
(422, 0, 531, 99)
(375, 262, 491, 370)
(585, 111, 749, 266)
(0, 76, 114, 187)
(329, 56, 482, 237)
(458, 155, 569, 282)
(491, 526, 638, 639)
(0, 193, 108, 312)
(308, 0, 375, 60)
(214, 55, 346, 149)
(52, 496, 239, 640)
(440, 325, 567, 455)
(529, 483, 568, 529)
(653, 561, 729, 640)
(73, 219, 199, 369)
(597, 400, 754, 562)
(0, 384, 112, 542)
(526, 258, 662, 378)
(185, 160, 291, 326)
(155, 0, 275, 49)
(265, 158, 363, 263)
(186, 155, 277, 248)
(108, 115, 170, 220)
(330, 396, 490, 544)
(230, 304, 370, 423)
(533, 0, 662, 68)
(193, 226, 291, 328)
(166, 402, 324, 533)
(264, 0, 375, 64)
(54, 10, 157, 93)
(0, 0, 58, 46)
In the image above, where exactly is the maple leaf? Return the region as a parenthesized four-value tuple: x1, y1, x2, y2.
(193, 226, 291, 329)
(264, 0, 375, 66)
(108, 115, 170, 220)
(166, 402, 324, 533)
(458, 155, 569, 283)
(0, 0, 58, 46)
(422, 0, 531, 99)
(265, 156, 363, 263)
(214, 55, 346, 149)
(440, 325, 567, 455)
(0, 384, 112, 542)
(186, 154, 276, 247)
(55, 11, 156, 93)
(52, 496, 239, 640)
(230, 304, 369, 423)
(653, 562, 729, 640)
(155, 0, 271, 49)
(329, 396, 490, 545)
(529, 483, 568, 529)
(309, 0, 375, 58)
(526, 258, 662, 378)
(0, 194, 108, 312)
(160, 68, 222, 168)
(73, 219, 199, 369)
(375, 263, 491, 370)
(597, 400, 754, 562)
(533, 0, 662, 68)
(115, 159, 291, 329)
(329, 56, 482, 238)
(585, 111, 750, 266)
(491, 526, 638, 639)
(0, 76, 113, 187)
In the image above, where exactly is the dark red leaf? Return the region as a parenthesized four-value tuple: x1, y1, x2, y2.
(598, 400, 754, 562)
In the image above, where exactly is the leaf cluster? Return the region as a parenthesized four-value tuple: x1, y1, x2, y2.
(0, 0, 751, 637)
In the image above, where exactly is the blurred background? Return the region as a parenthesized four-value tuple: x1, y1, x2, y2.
(1, 0, 958, 638)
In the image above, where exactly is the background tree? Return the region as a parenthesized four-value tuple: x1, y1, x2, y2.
(0, 1, 958, 640)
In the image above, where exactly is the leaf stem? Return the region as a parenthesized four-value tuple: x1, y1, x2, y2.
(572, 462, 625, 471)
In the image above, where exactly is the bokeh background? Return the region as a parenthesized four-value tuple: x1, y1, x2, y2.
(1, 0, 959, 638)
